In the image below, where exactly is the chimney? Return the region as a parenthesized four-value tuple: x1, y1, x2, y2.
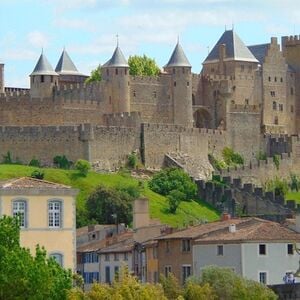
(133, 197, 150, 229)
(222, 212, 231, 221)
(229, 224, 236, 233)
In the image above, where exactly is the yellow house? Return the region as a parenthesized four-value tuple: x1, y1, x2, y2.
(0, 177, 78, 271)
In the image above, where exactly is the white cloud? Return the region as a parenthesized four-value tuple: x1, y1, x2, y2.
(27, 31, 49, 48)
(53, 17, 93, 31)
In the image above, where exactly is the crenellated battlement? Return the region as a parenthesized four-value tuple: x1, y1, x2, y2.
(0, 89, 30, 99)
(103, 111, 141, 127)
(282, 35, 300, 45)
(130, 74, 170, 85)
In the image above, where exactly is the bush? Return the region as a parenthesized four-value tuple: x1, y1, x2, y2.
(167, 190, 185, 213)
(53, 155, 72, 169)
(160, 273, 183, 300)
(208, 154, 227, 171)
(222, 147, 244, 165)
(184, 282, 216, 300)
(149, 168, 197, 201)
(127, 153, 138, 169)
(256, 151, 267, 161)
(75, 159, 91, 177)
(2, 151, 13, 164)
(264, 177, 289, 196)
(29, 157, 41, 167)
(31, 169, 45, 180)
(273, 154, 280, 170)
(290, 173, 300, 191)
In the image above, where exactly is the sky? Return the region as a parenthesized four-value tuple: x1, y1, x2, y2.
(1, 0, 300, 87)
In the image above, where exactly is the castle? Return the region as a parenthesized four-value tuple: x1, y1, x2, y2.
(1, 29, 300, 182)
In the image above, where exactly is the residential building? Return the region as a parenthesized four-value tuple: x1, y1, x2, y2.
(0, 177, 78, 270)
(193, 217, 300, 285)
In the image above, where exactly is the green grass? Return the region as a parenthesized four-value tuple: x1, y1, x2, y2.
(286, 192, 300, 203)
(0, 164, 220, 228)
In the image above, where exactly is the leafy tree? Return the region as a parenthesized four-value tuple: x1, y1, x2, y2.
(85, 65, 102, 83)
(167, 189, 185, 213)
(31, 169, 45, 180)
(87, 185, 140, 225)
(200, 266, 277, 300)
(149, 168, 197, 201)
(184, 282, 216, 300)
(159, 273, 183, 300)
(53, 155, 72, 169)
(29, 157, 41, 167)
(75, 159, 91, 177)
(128, 55, 160, 76)
(0, 215, 73, 300)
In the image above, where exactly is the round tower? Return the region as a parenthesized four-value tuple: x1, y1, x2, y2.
(30, 52, 58, 98)
(102, 44, 130, 113)
(164, 42, 193, 127)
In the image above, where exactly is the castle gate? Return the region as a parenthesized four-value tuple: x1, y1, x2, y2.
(193, 107, 213, 128)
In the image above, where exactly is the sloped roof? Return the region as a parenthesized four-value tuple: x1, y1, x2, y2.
(164, 42, 191, 68)
(195, 218, 300, 243)
(31, 53, 58, 76)
(77, 238, 107, 253)
(248, 44, 269, 64)
(0, 177, 71, 189)
(103, 46, 128, 68)
(55, 49, 81, 75)
(204, 30, 259, 64)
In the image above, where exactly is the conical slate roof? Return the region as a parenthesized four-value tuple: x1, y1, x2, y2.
(103, 46, 128, 68)
(165, 42, 191, 68)
(55, 49, 81, 75)
(204, 30, 258, 63)
(30, 52, 58, 76)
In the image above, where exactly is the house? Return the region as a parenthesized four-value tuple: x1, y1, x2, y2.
(0, 177, 78, 270)
(193, 217, 300, 285)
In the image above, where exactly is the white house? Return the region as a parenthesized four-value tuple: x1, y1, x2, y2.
(193, 217, 300, 285)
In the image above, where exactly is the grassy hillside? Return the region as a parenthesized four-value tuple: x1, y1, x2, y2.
(0, 164, 219, 228)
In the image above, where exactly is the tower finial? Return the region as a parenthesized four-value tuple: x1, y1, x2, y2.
(177, 34, 179, 44)
(116, 34, 119, 47)
(41, 47, 43, 54)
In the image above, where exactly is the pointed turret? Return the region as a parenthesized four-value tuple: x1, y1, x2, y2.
(204, 30, 258, 64)
(30, 52, 58, 98)
(102, 44, 130, 113)
(164, 41, 193, 127)
(55, 49, 80, 75)
(164, 42, 191, 68)
(31, 52, 58, 76)
(103, 46, 129, 68)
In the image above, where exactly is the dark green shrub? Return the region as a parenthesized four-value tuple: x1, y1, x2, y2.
(75, 159, 91, 176)
(53, 155, 72, 169)
(264, 177, 288, 196)
(167, 190, 185, 213)
(31, 169, 45, 180)
(149, 168, 197, 201)
(222, 147, 244, 165)
(2, 151, 13, 164)
(290, 173, 300, 191)
(127, 153, 138, 169)
(29, 157, 41, 167)
(208, 153, 227, 170)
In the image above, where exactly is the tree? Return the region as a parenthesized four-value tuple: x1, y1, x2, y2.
(184, 282, 216, 300)
(31, 169, 45, 180)
(0, 215, 73, 300)
(86, 185, 140, 225)
(128, 55, 160, 76)
(85, 65, 102, 83)
(53, 155, 72, 169)
(200, 266, 277, 300)
(149, 168, 197, 201)
(75, 159, 91, 177)
(159, 273, 183, 300)
(167, 189, 185, 213)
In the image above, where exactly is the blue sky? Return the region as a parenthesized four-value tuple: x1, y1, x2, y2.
(0, 0, 300, 87)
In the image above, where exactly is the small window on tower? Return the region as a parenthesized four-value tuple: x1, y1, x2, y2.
(291, 105, 294, 113)
(125, 69, 127, 75)
(115, 68, 118, 75)
(182, 67, 185, 74)
(274, 116, 279, 125)
(41, 75, 44, 83)
(268, 76, 271, 82)
(245, 99, 249, 105)
(153, 91, 157, 98)
(106, 69, 109, 76)
(133, 91, 136, 97)
(187, 82, 189, 86)
(291, 87, 294, 95)
(280, 77, 283, 82)
(273, 101, 277, 110)
(274, 77, 277, 82)
(174, 81, 176, 87)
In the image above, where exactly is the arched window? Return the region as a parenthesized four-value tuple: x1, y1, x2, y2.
(50, 253, 63, 266)
(12, 200, 27, 228)
(48, 200, 62, 228)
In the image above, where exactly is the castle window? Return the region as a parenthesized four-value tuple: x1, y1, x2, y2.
(268, 76, 271, 82)
(125, 69, 127, 75)
(280, 77, 283, 82)
(192, 94, 195, 105)
(173, 68, 176, 74)
(106, 69, 109, 76)
(211, 68, 215, 73)
(115, 68, 118, 75)
(153, 91, 157, 98)
(273, 101, 277, 110)
(174, 81, 176, 87)
(182, 67, 185, 74)
(270, 91, 276, 97)
(274, 116, 278, 125)
(187, 81, 189, 86)
(291, 105, 294, 113)
(291, 87, 294, 95)
(41, 75, 44, 83)
(213, 90, 217, 97)
(240, 65, 244, 72)
(133, 90, 136, 97)
(279, 104, 283, 111)
(274, 77, 277, 82)
(245, 99, 249, 105)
